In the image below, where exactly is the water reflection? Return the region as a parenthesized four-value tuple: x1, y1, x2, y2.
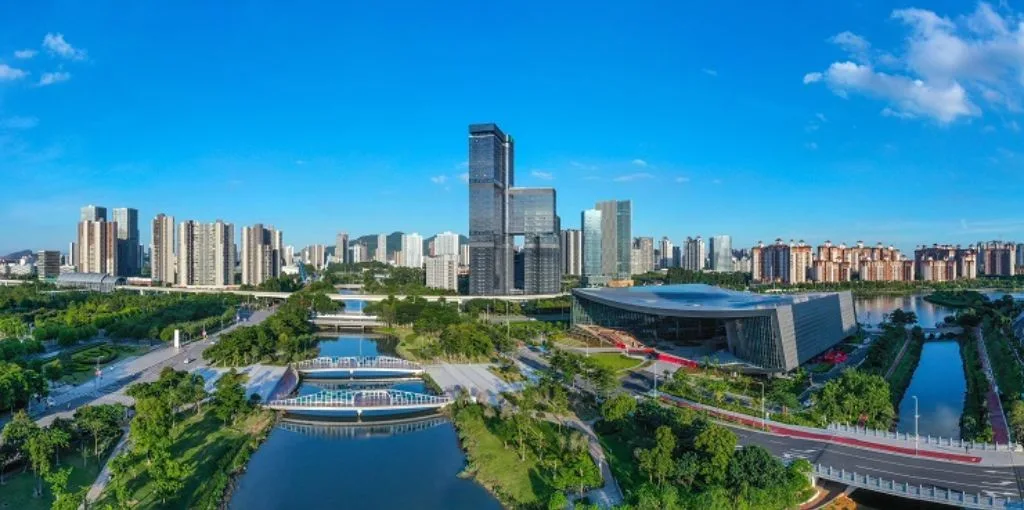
(854, 294, 956, 328)
(895, 342, 966, 439)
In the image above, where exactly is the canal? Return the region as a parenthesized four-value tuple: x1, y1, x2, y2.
(856, 295, 965, 439)
(228, 334, 501, 510)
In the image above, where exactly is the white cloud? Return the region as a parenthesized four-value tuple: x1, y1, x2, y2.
(0, 64, 28, 81)
(806, 3, 1024, 123)
(674, 176, 690, 183)
(43, 33, 86, 60)
(14, 49, 36, 59)
(712, 179, 722, 185)
(37, 71, 70, 86)
(458, 172, 469, 183)
(569, 160, 597, 171)
(530, 170, 554, 180)
(881, 107, 917, 119)
(805, 123, 820, 132)
(804, 142, 819, 150)
(0, 116, 39, 129)
(294, 159, 306, 166)
(631, 158, 648, 167)
(815, 113, 827, 122)
(430, 175, 447, 184)
(613, 173, 654, 182)
(702, 68, 718, 77)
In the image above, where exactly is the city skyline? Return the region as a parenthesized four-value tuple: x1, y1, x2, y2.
(4, 3, 1024, 253)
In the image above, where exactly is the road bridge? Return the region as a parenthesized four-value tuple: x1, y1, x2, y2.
(295, 356, 424, 377)
(265, 389, 452, 417)
(119, 285, 566, 303)
(311, 313, 384, 330)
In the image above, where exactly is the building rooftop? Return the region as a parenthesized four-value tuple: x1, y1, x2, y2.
(573, 284, 835, 316)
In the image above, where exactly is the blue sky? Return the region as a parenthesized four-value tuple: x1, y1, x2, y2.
(1, 1, 1022, 255)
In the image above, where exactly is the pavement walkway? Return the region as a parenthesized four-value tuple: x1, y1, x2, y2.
(975, 328, 1012, 444)
(85, 428, 130, 504)
(424, 363, 524, 405)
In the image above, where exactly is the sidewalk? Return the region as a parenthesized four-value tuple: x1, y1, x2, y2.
(544, 414, 623, 509)
(85, 428, 130, 503)
(975, 328, 1011, 444)
(656, 392, 1024, 467)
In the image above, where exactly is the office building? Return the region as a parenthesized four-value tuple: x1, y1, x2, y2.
(283, 245, 295, 266)
(335, 233, 349, 264)
(151, 214, 175, 284)
(434, 231, 460, 257)
(349, 243, 367, 263)
(178, 220, 234, 286)
(915, 245, 978, 281)
(682, 236, 706, 271)
(467, 123, 562, 294)
(241, 224, 283, 286)
(709, 235, 733, 272)
(659, 237, 674, 268)
(751, 239, 812, 284)
(979, 241, 1017, 277)
(582, 209, 604, 286)
(561, 229, 582, 276)
(302, 244, 327, 270)
(594, 200, 631, 279)
(77, 219, 118, 275)
(36, 250, 60, 279)
(571, 284, 857, 373)
(67, 241, 77, 268)
(112, 208, 141, 277)
(425, 254, 458, 291)
(401, 233, 423, 268)
(80, 205, 107, 222)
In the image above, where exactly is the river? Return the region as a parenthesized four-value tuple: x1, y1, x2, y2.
(228, 334, 501, 510)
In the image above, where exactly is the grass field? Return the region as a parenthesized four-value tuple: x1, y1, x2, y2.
(587, 352, 644, 373)
(97, 408, 274, 509)
(0, 439, 117, 510)
(52, 344, 148, 385)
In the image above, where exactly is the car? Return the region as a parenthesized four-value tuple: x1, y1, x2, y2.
(183, 358, 193, 365)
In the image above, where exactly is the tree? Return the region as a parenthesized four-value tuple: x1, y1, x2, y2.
(813, 370, 895, 429)
(1, 410, 39, 453)
(130, 397, 173, 463)
(547, 491, 569, 510)
(601, 393, 637, 425)
(74, 404, 125, 460)
(25, 429, 56, 496)
(150, 453, 191, 505)
(46, 466, 84, 510)
(108, 452, 134, 510)
(46, 427, 70, 466)
(43, 360, 64, 381)
(1008, 400, 1024, 443)
(726, 445, 785, 492)
(212, 369, 250, 424)
(636, 425, 676, 487)
(178, 373, 207, 415)
(693, 423, 737, 486)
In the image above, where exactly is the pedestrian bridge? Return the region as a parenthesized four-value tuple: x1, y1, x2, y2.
(265, 389, 453, 416)
(294, 356, 424, 377)
(311, 313, 384, 330)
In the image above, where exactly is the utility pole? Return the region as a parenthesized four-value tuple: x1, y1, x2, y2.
(913, 395, 920, 455)
(760, 381, 766, 431)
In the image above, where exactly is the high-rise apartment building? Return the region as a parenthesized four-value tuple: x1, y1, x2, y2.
(459, 244, 470, 267)
(561, 229, 582, 276)
(434, 231, 460, 257)
(349, 243, 367, 263)
(467, 123, 561, 294)
(302, 244, 327, 270)
(67, 241, 77, 268)
(77, 219, 118, 275)
(979, 241, 1016, 276)
(375, 234, 387, 263)
(112, 208, 140, 276)
(751, 239, 812, 284)
(630, 237, 655, 275)
(425, 254, 458, 291)
(335, 233, 349, 264)
(709, 235, 733, 272)
(915, 245, 977, 281)
(595, 200, 631, 279)
(582, 209, 604, 286)
(283, 245, 295, 266)
(37, 250, 60, 279)
(241, 224, 283, 286)
(401, 233, 424, 268)
(151, 214, 175, 284)
(660, 237, 674, 268)
(80, 205, 107, 222)
(178, 220, 234, 286)
(683, 236, 706, 271)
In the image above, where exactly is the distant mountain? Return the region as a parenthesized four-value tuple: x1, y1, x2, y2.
(0, 249, 32, 262)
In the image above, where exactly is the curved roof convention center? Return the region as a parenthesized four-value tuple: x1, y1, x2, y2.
(572, 284, 836, 318)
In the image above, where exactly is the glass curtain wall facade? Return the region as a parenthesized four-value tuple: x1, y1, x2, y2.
(710, 235, 733, 272)
(113, 207, 140, 276)
(510, 188, 561, 294)
(581, 209, 604, 286)
(468, 124, 512, 295)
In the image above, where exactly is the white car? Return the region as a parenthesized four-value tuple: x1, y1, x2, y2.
(183, 358, 193, 365)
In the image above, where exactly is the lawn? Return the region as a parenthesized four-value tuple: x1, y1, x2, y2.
(47, 344, 149, 385)
(594, 425, 645, 497)
(97, 408, 275, 509)
(0, 439, 117, 510)
(587, 353, 644, 373)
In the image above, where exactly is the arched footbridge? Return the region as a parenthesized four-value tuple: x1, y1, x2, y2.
(295, 356, 424, 377)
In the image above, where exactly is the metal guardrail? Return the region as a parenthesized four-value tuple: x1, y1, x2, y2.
(814, 464, 1014, 509)
(295, 356, 423, 371)
(829, 423, 1020, 452)
(266, 389, 452, 409)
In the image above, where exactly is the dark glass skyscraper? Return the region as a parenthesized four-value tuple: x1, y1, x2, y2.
(113, 207, 140, 276)
(468, 123, 561, 295)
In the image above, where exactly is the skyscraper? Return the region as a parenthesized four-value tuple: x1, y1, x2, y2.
(77, 219, 118, 275)
(709, 235, 733, 272)
(660, 237, 674, 268)
(80, 205, 107, 222)
(36, 251, 60, 279)
(67, 241, 77, 268)
(468, 123, 513, 295)
(582, 209, 603, 285)
(335, 232, 349, 264)
(241, 224, 283, 286)
(303, 244, 327, 270)
(595, 200, 631, 279)
(683, 236, 706, 271)
(152, 213, 175, 284)
(112, 207, 140, 276)
(434, 231, 460, 257)
(632, 237, 655, 275)
(375, 234, 387, 263)
(561, 229, 582, 276)
(178, 220, 235, 287)
(401, 233, 423, 268)
(467, 123, 561, 294)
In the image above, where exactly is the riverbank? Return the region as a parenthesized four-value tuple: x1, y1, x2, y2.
(959, 334, 993, 441)
(887, 328, 925, 407)
(923, 290, 988, 309)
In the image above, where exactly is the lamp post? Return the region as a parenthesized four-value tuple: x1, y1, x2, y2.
(758, 381, 766, 431)
(912, 395, 920, 455)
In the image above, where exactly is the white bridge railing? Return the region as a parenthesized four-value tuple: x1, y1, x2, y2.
(266, 389, 452, 409)
(814, 464, 1015, 509)
(828, 423, 1019, 452)
(295, 356, 423, 372)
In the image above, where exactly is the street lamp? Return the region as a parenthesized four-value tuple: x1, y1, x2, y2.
(912, 395, 920, 454)
(758, 381, 766, 431)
